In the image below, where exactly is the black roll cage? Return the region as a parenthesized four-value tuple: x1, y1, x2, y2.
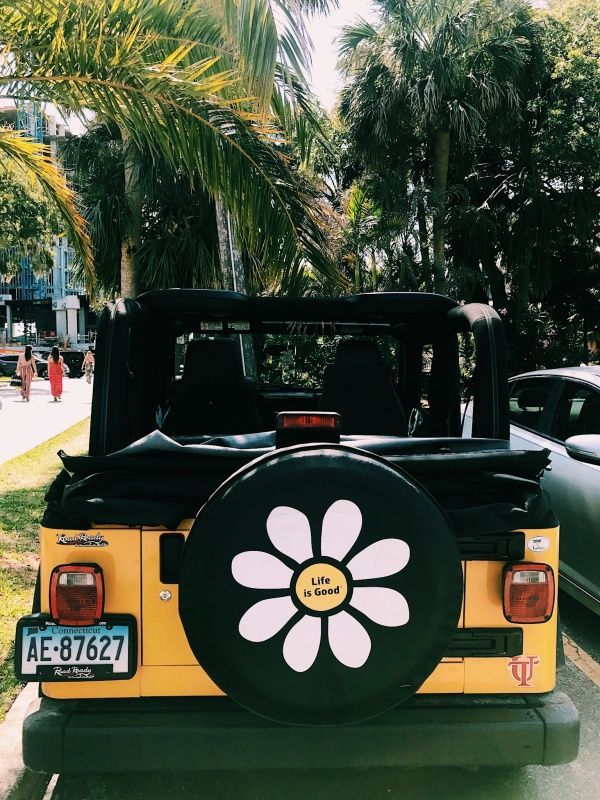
(89, 290, 509, 456)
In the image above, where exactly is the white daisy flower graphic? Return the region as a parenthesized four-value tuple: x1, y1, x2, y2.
(231, 499, 410, 673)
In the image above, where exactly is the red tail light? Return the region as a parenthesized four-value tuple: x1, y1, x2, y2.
(276, 411, 340, 447)
(503, 563, 554, 624)
(49, 564, 104, 626)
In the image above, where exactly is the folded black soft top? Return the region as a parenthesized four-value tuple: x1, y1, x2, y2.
(43, 431, 554, 533)
(59, 429, 546, 478)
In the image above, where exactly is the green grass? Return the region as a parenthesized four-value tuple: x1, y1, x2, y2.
(0, 417, 90, 721)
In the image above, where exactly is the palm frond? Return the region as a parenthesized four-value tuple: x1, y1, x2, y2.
(0, 0, 337, 289)
(0, 127, 94, 286)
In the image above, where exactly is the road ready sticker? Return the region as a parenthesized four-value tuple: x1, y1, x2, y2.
(56, 532, 108, 547)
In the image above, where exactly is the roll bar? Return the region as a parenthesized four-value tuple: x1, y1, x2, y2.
(448, 304, 509, 440)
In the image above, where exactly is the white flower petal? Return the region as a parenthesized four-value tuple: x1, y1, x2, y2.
(266, 506, 313, 563)
(231, 551, 293, 589)
(320, 499, 362, 561)
(350, 587, 410, 627)
(346, 538, 410, 580)
(239, 596, 298, 642)
(328, 611, 371, 668)
(282, 615, 322, 672)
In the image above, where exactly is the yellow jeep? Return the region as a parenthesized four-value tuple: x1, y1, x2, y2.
(16, 290, 579, 771)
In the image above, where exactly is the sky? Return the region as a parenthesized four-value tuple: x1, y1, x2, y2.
(304, 0, 548, 109)
(306, 0, 378, 110)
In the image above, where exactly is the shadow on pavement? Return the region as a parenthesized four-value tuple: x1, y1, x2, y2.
(52, 766, 535, 800)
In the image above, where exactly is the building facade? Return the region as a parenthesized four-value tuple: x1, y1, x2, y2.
(0, 104, 94, 346)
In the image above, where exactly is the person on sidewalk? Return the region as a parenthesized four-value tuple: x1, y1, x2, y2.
(47, 346, 66, 401)
(82, 349, 95, 383)
(16, 345, 37, 402)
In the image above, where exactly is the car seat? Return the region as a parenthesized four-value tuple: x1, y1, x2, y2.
(575, 394, 600, 436)
(516, 386, 548, 428)
(318, 340, 406, 435)
(161, 338, 262, 435)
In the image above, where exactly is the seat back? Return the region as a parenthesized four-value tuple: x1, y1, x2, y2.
(161, 339, 262, 435)
(318, 340, 406, 435)
(575, 394, 600, 436)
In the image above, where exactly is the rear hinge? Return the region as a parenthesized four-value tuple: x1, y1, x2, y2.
(457, 532, 525, 561)
(446, 627, 523, 658)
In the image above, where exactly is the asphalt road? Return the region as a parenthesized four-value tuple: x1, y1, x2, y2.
(48, 594, 600, 800)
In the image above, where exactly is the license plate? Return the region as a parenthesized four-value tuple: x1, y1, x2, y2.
(15, 615, 136, 682)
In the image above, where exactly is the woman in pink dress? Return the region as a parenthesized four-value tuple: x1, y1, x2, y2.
(17, 345, 37, 401)
(47, 346, 65, 401)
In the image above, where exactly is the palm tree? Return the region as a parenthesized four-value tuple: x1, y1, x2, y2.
(0, 0, 337, 296)
(0, 128, 93, 281)
(339, 0, 534, 292)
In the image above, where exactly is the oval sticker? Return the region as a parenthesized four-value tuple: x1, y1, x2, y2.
(527, 536, 550, 553)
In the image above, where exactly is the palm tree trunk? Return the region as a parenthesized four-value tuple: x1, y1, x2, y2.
(120, 128, 141, 298)
(370, 249, 377, 291)
(416, 184, 432, 291)
(216, 198, 246, 294)
(432, 129, 450, 294)
(354, 251, 362, 294)
(481, 252, 509, 316)
(513, 257, 530, 320)
(215, 198, 257, 378)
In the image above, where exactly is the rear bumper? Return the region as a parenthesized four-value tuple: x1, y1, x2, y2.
(23, 691, 579, 773)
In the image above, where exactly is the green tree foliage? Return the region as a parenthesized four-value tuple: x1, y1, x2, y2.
(339, 0, 534, 292)
(62, 124, 222, 296)
(333, 0, 600, 371)
(0, 0, 339, 296)
(0, 161, 61, 276)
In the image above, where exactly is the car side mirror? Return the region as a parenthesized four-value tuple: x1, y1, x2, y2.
(565, 435, 600, 466)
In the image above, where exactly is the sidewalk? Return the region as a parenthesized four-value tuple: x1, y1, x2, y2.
(0, 377, 92, 464)
(0, 377, 92, 799)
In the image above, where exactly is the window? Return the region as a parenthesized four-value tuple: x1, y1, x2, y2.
(509, 379, 554, 432)
(551, 381, 600, 442)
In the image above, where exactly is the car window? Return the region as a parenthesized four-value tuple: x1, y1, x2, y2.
(509, 378, 554, 432)
(551, 381, 600, 441)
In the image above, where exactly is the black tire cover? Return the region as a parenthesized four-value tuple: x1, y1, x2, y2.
(179, 444, 462, 725)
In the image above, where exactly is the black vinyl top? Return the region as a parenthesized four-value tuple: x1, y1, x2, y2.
(136, 290, 459, 326)
(49, 431, 553, 532)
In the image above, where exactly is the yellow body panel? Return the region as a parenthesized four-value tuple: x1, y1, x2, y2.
(417, 660, 464, 693)
(38, 524, 560, 700)
(141, 529, 196, 666)
(463, 526, 559, 694)
(40, 526, 142, 699)
(141, 666, 223, 696)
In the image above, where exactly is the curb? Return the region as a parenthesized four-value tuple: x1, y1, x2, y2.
(0, 684, 51, 800)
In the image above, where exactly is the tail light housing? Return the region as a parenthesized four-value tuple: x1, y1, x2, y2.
(276, 411, 340, 447)
(503, 563, 555, 624)
(49, 564, 104, 626)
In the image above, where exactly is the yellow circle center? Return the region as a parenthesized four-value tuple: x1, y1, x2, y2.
(295, 563, 348, 612)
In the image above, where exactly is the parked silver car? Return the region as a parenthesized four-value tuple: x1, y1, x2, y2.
(465, 366, 600, 615)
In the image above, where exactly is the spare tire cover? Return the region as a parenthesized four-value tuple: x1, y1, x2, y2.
(179, 444, 462, 725)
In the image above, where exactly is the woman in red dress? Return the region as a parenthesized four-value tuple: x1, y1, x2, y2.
(47, 346, 65, 401)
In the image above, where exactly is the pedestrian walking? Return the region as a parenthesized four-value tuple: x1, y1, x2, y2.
(82, 349, 95, 383)
(47, 346, 66, 401)
(16, 345, 37, 402)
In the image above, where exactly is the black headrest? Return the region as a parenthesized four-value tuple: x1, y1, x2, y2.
(517, 387, 547, 411)
(333, 340, 385, 371)
(183, 339, 244, 385)
(579, 395, 600, 425)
